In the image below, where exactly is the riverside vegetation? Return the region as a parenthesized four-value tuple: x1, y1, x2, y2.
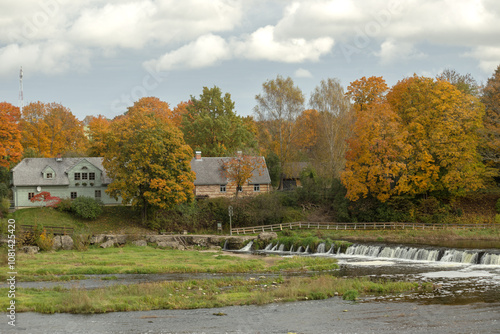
(0, 245, 434, 314)
(1, 185, 498, 314)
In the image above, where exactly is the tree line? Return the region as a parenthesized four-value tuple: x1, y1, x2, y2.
(1, 65, 499, 221)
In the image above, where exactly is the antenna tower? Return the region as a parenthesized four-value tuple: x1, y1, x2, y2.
(19, 66, 24, 113)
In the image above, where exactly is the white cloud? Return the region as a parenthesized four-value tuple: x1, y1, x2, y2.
(376, 39, 426, 65)
(465, 46, 500, 73)
(294, 68, 313, 78)
(0, 41, 89, 76)
(144, 34, 231, 71)
(234, 25, 334, 63)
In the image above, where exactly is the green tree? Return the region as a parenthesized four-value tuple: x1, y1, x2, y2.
(254, 75, 305, 189)
(182, 86, 257, 157)
(437, 68, 480, 97)
(104, 101, 195, 221)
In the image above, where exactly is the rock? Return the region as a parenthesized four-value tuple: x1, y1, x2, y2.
(157, 241, 185, 250)
(52, 236, 62, 250)
(258, 232, 277, 242)
(22, 246, 39, 254)
(105, 235, 127, 244)
(100, 239, 116, 248)
(132, 240, 147, 247)
(60, 235, 74, 250)
(91, 234, 106, 244)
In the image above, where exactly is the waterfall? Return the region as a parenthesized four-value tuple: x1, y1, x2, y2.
(264, 243, 273, 251)
(271, 244, 278, 251)
(289, 245, 294, 253)
(316, 243, 326, 253)
(303, 245, 310, 253)
(278, 244, 285, 252)
(238, 241, 253, 252)
(223, 240, 228, 250)
(296, 246, 303, 253)
(343, 244, 500, 265)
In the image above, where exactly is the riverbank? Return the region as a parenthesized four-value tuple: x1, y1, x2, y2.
(4, 299, 500, 334)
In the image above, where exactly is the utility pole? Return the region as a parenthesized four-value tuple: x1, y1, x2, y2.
(19, 66, 24, 113)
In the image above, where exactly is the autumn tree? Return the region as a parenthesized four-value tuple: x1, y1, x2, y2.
(388, 75, 486, 195)
(346, 76, 388, 112)
(341, 101, 410, 202)
(254, 75, 305, 188)
(182, 86, 257, 157)
(343, 75, 487, 201)
(86, 115, 111, 157)
(125, 96, 173, 121)
(309, 78, 353, 179)
(20, 102, 87, 157)
(479, 65, 500, 170)
(104, 101, 195, 221)
(437, 68, 480, 97)
(0, 102, 23, 168)
(171, 101, 192, 127)
(221, 153, 266, 197)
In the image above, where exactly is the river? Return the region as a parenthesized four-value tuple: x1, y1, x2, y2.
(2, 241, 500, 333)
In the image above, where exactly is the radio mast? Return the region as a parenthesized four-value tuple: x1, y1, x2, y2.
(19, 66, 24, 113)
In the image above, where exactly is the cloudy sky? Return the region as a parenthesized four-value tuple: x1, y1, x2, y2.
(1, 0, 499, 120)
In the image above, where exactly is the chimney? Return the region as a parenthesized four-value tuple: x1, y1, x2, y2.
(55, 153, 63, 162)
(195, 151, 202, 161)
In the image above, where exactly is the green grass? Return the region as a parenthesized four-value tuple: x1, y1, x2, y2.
(0, 246, 340, 282)
(0, 275, 432, 314)
(5, 206, 151, 235)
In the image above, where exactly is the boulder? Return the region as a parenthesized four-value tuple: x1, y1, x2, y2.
(21, 246, 39, 254)
(91, 234, 106, 244)
(132, 240, 147, 247)
(60, 235, 74, 250)
(157, 241, 185, 250)
(258, 232, 278, 242)
(52, 236, 62, 250)
(105, 234, 127, 244)
(100, 239, 116, 248)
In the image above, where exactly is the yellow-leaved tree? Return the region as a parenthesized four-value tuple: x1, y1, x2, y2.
(104, 98, 195, 221)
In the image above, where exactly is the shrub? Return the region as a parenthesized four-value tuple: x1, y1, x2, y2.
(0, 197, 10, 218)
(55, 198, 73, 212)
(71, 196, 103, 220)
(342, 289, 359, 301)
(36, 229, 54, 251)
(496, 198, 500, 214)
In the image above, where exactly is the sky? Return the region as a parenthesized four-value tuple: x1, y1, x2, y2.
(1, 0, 499, 120)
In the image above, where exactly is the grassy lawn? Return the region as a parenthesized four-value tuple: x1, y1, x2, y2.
(5, 206, 152, 235)
(0, 275, 432, 314)
(0, 246, 339, 281)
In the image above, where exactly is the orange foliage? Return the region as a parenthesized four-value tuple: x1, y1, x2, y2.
(20, 102, 87, 157)
(0, 102, 23, 167)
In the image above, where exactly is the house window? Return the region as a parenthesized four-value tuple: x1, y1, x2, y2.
(71, 192, 77, 199)
(237, 186, 243, 192)
(95, 190, 101, 198)
(220, 185, 226, 193)
(82, 172, 88, 180)
(74, 173, 81, 180)
(89, 172, 95, 181)
(28, 192, 34, 200)
(254, 184, 260, 192)
(46, 173, 53, 179)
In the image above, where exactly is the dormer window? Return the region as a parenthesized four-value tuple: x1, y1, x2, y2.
(46, 173, 53, 179)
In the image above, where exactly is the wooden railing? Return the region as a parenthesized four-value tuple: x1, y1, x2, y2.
(231, 221, 497, 235)
(19, 225, 74, 236)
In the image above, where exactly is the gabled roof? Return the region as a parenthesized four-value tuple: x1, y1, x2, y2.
(11, 157, 112, 186)
(190, 157, 272, 186)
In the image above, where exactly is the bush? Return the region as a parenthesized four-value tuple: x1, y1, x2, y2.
(55, 198, 73, 212)
(0, 197, 10, 218)
(342, 289, 359, 301)
(496, 198, 500, 214)
(36, 229, 54, 251)
(71, 197, 103, 220)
